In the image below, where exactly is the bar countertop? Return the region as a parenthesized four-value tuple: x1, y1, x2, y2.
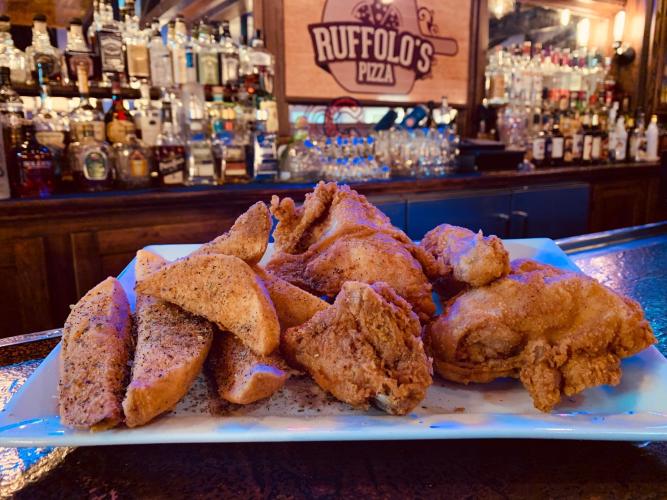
(0, 222, 666, 498)
(0, 161, 661, 220)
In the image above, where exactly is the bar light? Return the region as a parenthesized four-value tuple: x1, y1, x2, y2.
(576, 18, 590, 48)
(560, 9, 571, 27)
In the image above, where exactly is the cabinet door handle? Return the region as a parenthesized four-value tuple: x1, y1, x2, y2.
(492, 212, 511, 237)
(511, 210, 529, 237)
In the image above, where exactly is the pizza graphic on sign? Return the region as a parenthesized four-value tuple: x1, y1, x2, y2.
(308, 0, 458, 94)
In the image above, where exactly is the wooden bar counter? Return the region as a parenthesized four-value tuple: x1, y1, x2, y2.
(0, 161, 663, 337)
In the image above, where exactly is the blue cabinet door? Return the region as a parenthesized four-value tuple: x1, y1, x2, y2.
(510, 183, 590, 238)
(406, 190, 513, 240)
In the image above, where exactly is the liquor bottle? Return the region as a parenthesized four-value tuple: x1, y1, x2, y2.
(246, 30, 274, 97)
(12, 122, 54, 198)
(531, 117, 546, 167)
(627, 117, 639, 161)
(64, 18, 95, 84)
(69, 123, 113, 192)
(113, 131, 151, 188)
(133, 83, 161, 147)
(581, 113, 593, 165)
(105, 78, 136, 144)
(123, 0, 149, 87)
(33, 63, 69, 189)
(153, 98, 186, 185)
(170, 16, 194, 85)
(0, 16, 28, 84)
(183, 83, 216, 184)
(572, 111, 583, 165)
(148, 18, 173, 89)
(550, 117, 564, 165)
(25, 14, 61, 84)
(70, 65, 105, 142)
(613, 117, 627, 162)
(543, 116, 554, 166)
(196, 19, 220, 87)
(87, 0, 103, 50)
(250, 107, 278, 181)
(0, 67, 24, 196)
(218, 21, 239, 95)
(95, 2, 125, 86)
(590, 112, 602, 164)
(646, 115, 659, 161)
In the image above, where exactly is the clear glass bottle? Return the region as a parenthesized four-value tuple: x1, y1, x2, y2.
(218, 21, 239, 95)
(182, 83, 216, 184)
(148, 18, 173, 89)
(0, 67, 24, 197)
(70, 65, 105, 143)
(105, 78, 136, 144)
(196, 20, 220, 87)
(246, 30, 274, 97)
(12, 122, 54, 198)
(170, 16, 192, 85)
(25, 14, 61, 84)
(0, 16, 27, 84)
(113, 131, 151, 188)
(123, 0, 150, 87)
(70, 123, 113, 192)
(87, 0, 103, 50)
(95, 1, 125, 86)
(250, 107, 278, 181)
(133, 83, 161, 147)
(64, 17, 95, 84)
(153, 98, 186, 185)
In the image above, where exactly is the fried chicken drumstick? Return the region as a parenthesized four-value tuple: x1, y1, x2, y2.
(426, 259, 655, 412)
(267, 182, 437, 320)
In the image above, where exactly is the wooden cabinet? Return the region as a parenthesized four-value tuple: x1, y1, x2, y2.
(590, 178, 661, 232)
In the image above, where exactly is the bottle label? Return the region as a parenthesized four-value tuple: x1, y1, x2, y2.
(66, 51, 94, 80)
(138, 111, 161, 147)
(221, 57, 239, 85)
(98, 31, 125, 72)
(615, 138, 627, 161)
(224, 145, 247, 176)
(572, 133, 583, 157)
(190, 143, 215, 177)
(150, 50, 173, 87)
(563, 137, 574, 162)
(21, 159, 52, 171)
(532, 138, 545, 160)
(172, 48, 187, 84)
(157, 150, 186, 184)
(129, 151, 148, 177)
(583, 135, 593, 160)
(198, 52, 220, 85)
(73, 121, 105, 142)
(83, 151, 108, 180)
(106, 120, 135, 144)
(254, 133, 278, 174)
(592, 137, 601, 159)
(35, 130, 65, 150)
(34, 53, 60, 81)
(127, 44, 150, 78)
(551, 137, 564, 159)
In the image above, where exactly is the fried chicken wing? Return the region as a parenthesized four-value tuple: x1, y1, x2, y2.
(267, 182, 436, 319)
(425, 259, 655, 412)
(420, 223, 510, 296)
(281, 281, 432, 415)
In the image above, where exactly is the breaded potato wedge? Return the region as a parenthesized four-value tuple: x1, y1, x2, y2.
(190, 201, 271, 265)
(123, 250, 214, 427)
(59, 277, 132, 430)
(208, 332, 288, 405)
(136, 254, 280, 355)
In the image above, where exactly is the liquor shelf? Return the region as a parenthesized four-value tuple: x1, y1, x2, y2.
(0, 160, 663, 337)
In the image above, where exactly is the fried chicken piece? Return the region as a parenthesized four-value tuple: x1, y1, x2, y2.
(136, 254, 280, 355)
(123, 250, 214, 427)
(426, 259, 656, 412)
(282, 281, 432, 415)
(268, 182, 436, 320)
(420, 224, 510, 296)
(59, 277, 132, 430)
(191, 201, 271, 265)
(208, 332, 289, 405)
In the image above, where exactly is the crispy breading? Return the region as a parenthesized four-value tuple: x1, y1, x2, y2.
(135, 253, 280, 355)
(267, 182, 436, 319)
(208, 332, 288, 405)
(59, 277, 132, 430)
(420, 223, 510, 295)
(253, 265, 329, 329)
(123, 250, 214, 427)
(282, 281, 432, 415)
(426, 259, 656, 412)
(191, 201, 271, 265)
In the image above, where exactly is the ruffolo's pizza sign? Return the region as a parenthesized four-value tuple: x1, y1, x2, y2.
(308, 0, 459, 94)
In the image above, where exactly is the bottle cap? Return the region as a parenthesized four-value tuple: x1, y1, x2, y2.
(33, 13, 47, 22)
(70, 17, 83, 26)
(0, 15, 10, 23)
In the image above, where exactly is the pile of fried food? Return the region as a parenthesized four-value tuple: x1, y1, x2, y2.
(58, 182, 656, 430)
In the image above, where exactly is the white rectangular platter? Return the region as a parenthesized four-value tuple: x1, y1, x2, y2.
(1, 238, 667, 447)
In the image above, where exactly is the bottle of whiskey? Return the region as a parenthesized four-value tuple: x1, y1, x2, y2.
(148, 18, 173, 89)
(105, 78, 136, 144)
(218, 21, 239, 97)
(25, 14, 62, 84)
(64, 18, 95, 84)
(12, 122, 55, 198)
(0, 16, 28, 84)
(123, 0, 150, 87)
(69, 123, 113, 192)
(154, 99, 186, 185)
(70, 65, 105, 142)
(133, 83, 161, 147)
(0, 67, 25, 196)
(196, 19, 220, 87)
(95, 1, 125, 86)
(113, 131, 151, 188)
(247, 30, 274, 97)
